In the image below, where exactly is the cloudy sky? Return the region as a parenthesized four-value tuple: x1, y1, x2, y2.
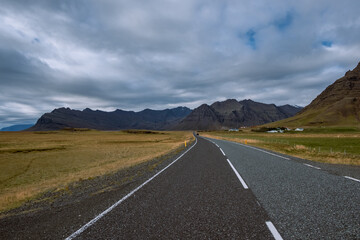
(1, 0, 360, 128)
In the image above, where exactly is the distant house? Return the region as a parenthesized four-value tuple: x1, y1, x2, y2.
(229, 128, 239, 132)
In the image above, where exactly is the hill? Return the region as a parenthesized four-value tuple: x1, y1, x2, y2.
(271, 62, 360, 127)
(175, 99, 302, 130)
(29, 107, 191, 131)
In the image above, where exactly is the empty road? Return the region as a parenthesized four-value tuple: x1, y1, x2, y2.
(1, 135, 359, 239)
(204, 137, 360, 239)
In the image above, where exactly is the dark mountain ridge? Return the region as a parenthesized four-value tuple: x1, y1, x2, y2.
(175, 99, 302, 130)
(29, 107, 192, 131)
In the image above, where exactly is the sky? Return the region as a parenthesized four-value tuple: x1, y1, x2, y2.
(1, 0, 360, 128)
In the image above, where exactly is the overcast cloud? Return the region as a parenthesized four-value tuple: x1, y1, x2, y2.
(1, 0, 360, 128)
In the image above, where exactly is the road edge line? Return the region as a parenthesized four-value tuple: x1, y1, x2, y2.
(344, 176, 360, 183)
(205, 137, 290, 160)
(303, 163, 321, 170)
(65, 137, 198, 240)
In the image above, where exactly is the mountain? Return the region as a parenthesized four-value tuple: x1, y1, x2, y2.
(272, 62, 360, 127)
(175, 99, 302, 130)
(29, 107, 191, 131)
(0, 124, 34, 131)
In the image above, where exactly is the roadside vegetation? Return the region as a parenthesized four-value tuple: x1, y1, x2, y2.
(0, 130, 193, 212)
(202, 126, 360, 166)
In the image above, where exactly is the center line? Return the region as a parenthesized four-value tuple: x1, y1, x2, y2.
(219, 148, 225, 156)
(266, 221, 283, 240)
(226, 159, 248, 189)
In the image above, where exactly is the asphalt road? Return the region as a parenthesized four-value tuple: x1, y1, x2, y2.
(1, 135, 359, 239)
(68, 136, 276, 239)
(206, 137, 360, 239)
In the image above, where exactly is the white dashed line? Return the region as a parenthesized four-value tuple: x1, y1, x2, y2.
(266, 221, 283, 240)
(204, 137, 290, 161)
(226, 159, 248, 189)
(303, 163, 321, 170)
(344, 176, 360, 183)
(65, 138, 198, 240)
(219, 148, 225, 156)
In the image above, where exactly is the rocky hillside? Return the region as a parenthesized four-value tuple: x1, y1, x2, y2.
(273, 62, 360, 127)
(175, 99, 302, 130)
(28, 107, 191, 131)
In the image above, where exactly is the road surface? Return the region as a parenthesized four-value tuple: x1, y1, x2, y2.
(204, 137, 360, 239)
(1, 135, 359, 239)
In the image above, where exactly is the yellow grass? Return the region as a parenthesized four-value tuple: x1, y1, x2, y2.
(0, 130, 193, 212)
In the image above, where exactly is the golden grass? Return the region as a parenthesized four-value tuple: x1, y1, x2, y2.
(0, 130, 193, 212)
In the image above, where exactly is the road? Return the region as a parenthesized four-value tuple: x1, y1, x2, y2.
(1, 135, 359, 239)
(205, 136, 360, 239)
(66, 136, 276, 239)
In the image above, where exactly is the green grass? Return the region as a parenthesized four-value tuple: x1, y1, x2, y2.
(203, 129, 360, 166)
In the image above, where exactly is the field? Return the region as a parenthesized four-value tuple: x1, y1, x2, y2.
(0, 130, 193, 212)
(202, 127, 360, 166)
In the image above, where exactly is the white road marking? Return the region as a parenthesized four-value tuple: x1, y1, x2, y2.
(226, 159, 248, 189)
(65, 138, 198, 240)
(215, 144, 219, 147)
(344, 176, 360, 183)
(266, 221, 283, 240)
(219, 148, 225, 156)
(303, 163, 321, 170)
(205, 137, 290, 160)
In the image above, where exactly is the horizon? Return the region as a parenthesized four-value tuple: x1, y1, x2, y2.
(1, 1, 360, 128)
(1, 98, 304, 129)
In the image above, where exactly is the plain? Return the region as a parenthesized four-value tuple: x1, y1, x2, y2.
(0, 130, 193, 213)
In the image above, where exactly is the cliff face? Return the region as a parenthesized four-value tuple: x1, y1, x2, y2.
(175, 99, 302, 130)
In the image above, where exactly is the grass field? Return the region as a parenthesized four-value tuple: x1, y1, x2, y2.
(202, 127, 360, 166)
(0, 130, 193, 212)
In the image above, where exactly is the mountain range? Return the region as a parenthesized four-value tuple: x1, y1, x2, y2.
(175, 99, 302, 130)
(28, 107, 191, 131)
(24, 61, 360, 131)
(271, 62, 360, 127)
(28, 99, 301, 131)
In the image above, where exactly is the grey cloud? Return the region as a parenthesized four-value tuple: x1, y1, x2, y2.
(0, 0, 360, 128)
